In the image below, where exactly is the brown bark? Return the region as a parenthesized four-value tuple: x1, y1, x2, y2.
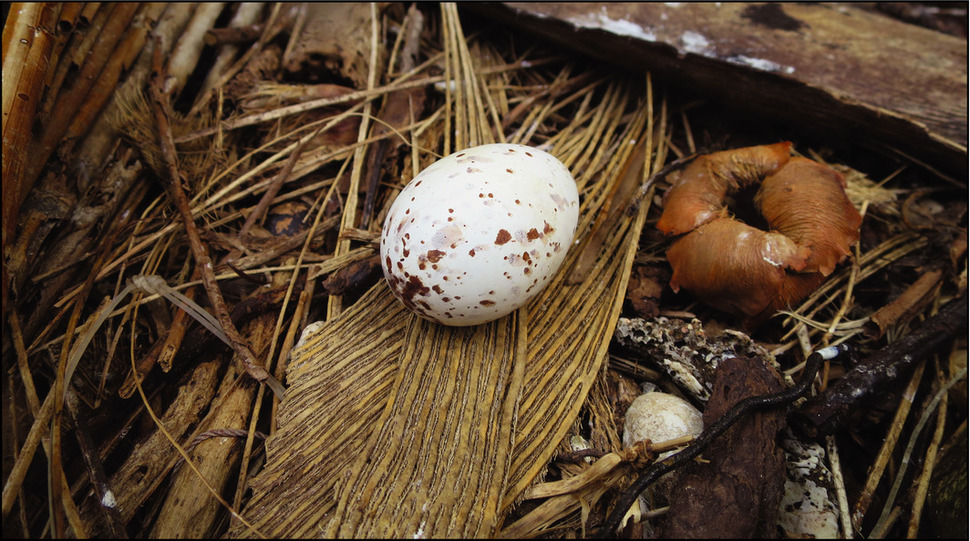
(659, 355, 788, 538)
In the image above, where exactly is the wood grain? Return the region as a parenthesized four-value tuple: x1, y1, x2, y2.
(467, 2, 967, 174)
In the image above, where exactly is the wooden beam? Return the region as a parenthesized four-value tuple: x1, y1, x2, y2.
(467, 3, 967, 175)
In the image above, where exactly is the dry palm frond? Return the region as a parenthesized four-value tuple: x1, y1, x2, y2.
(229, 5, 664, 538)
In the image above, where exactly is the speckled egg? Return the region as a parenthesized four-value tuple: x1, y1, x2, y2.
(380, 143, 580, 326)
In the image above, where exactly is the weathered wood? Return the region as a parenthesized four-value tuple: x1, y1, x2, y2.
(467, 2, 967, 174)
(77, 358, 222, 536)
(150, 309, 274, 539)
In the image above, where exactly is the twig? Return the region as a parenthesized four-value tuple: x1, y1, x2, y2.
(597, 344, 850, 536)
(624, 152, 696, 216)
(237, 124, 320, 238)
(148, 36, 284, 400)
(24, 3, 139, 190)
(64, 391, 128, 538)
(556, 448, 607, 464)
(204, 24, 265, 46)
(826, 434, 853, 539)
(907, 359, 949, 537)
(358, 3, 425, 229)
(793, 294, 967, 437)
(868, 506, 902, 539)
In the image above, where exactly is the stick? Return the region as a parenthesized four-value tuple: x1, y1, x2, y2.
(147, 36, 284, 400)
(793, 294, 967, 437)
(64, 391, 128, 538)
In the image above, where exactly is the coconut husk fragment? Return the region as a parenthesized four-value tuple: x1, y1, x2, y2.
(658, 355, 788, 538)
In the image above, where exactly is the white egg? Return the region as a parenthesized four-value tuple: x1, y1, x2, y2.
(380, 143, 580, 326)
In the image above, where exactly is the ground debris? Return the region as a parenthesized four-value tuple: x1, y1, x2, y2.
(658, 355, 788, 538)
(614, 316, 784, 402)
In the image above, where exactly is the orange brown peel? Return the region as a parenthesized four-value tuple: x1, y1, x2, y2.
(656, 143, 863, 324)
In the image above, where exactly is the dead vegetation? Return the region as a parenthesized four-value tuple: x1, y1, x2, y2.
(2, 3, 966, 539)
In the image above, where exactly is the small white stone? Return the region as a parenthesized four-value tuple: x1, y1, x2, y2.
(623, 391, 703, 449)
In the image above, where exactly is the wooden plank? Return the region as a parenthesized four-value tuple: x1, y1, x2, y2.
(467, 2, 967, 175)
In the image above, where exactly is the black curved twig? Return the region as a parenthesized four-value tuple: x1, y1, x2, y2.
(625, 153, 697, 216)
(596, 344, 850, 537)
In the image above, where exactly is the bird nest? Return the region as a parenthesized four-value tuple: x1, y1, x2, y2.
(2, 3, 966, 539)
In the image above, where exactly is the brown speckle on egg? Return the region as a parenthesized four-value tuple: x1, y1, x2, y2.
(495, 229, 512, 245)
(400, 275, 430, 299)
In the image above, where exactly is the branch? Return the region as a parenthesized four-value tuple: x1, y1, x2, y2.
(793, 293, 967, 438)
(148, 36, 285, 400)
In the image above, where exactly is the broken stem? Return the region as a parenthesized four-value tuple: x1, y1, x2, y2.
(148, 36, 284, 399)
